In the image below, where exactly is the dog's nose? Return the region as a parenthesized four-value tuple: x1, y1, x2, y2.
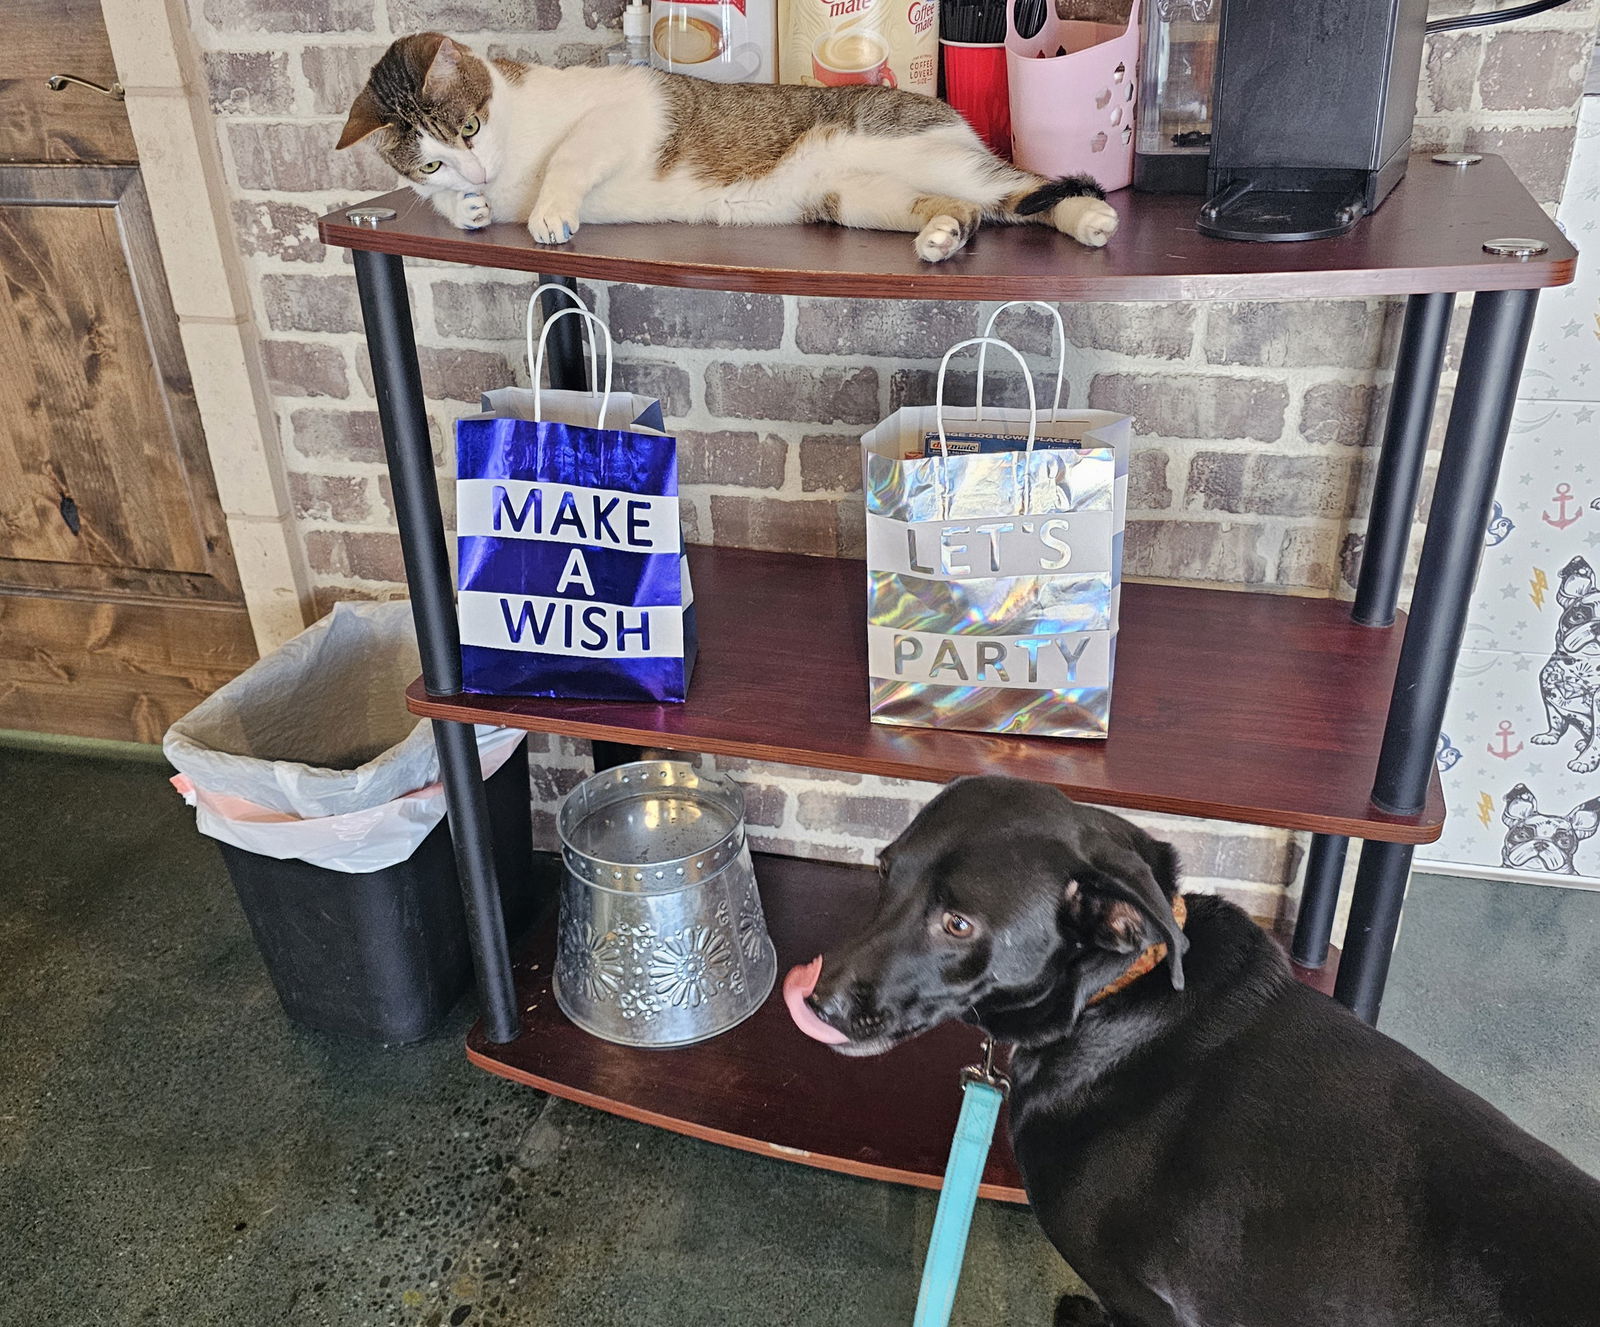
(812, 985, 885, 1037)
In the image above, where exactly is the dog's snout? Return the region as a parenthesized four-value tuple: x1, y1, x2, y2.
(810, 982, 886, 1037)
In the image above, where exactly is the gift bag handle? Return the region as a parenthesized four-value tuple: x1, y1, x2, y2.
(523, 282, 595, 387)
(976, 302, 1065, 422)
(532, 306, 617, 431)
(934, 336, 1038, 519)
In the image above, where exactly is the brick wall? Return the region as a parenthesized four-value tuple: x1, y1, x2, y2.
(187, 0, 1597, 916)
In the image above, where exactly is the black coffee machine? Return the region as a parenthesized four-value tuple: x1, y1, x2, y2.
(1135, 0, 1431, 242)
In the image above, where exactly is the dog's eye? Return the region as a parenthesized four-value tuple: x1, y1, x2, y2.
(418, 160, 442, 174)
(942, 912, 975, 938)
(461, 114, 480, 139)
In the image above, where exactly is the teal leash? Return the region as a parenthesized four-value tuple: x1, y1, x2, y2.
(912, 1038, 1009, 1327)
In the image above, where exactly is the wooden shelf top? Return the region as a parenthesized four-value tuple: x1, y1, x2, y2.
(320, 154, 1572, 301)
(469, 855, 1344, 1200)
(409, 546, 1445, 843)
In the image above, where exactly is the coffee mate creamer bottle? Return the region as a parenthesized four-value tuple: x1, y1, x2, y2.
(778, 0, 938, 96)
(651, 0, 779, 82)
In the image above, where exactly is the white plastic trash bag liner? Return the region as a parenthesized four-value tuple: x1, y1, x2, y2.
(164, 600, 523, 871)
(169, 748, 518, 874)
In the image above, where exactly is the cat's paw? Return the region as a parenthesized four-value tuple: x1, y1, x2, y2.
(529, 205, 581, 245)
(1054, 196, 1119, 248)
(914, 215, 967, 263)
(450, 191, 492, 230)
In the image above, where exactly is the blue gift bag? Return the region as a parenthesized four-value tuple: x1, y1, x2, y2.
(455, 304, 695, 702)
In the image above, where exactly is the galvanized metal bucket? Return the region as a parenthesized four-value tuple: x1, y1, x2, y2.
(554, 760, 777, 1048)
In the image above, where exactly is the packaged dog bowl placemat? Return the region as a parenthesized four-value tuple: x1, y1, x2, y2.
(554, 761, 777, 1047)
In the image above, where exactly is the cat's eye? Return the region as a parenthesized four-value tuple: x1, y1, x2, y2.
(418, 160, 442, 174)
(942, 912, 975, 939)
(461, 114, 480, 139)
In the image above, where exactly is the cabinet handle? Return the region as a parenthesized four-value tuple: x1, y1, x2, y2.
(46, 74, 126, 101)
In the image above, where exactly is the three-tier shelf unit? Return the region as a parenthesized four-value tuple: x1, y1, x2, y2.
(320, 153, 1574, 1202)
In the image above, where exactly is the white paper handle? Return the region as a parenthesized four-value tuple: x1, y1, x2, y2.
(934, 336, 1039, 519)
(977, 302, 1065, 421)
(524, 282, 594, 386)
(532, 306, 616, 431)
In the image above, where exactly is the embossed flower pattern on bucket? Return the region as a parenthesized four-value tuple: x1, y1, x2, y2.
(737, 891, 768, 962)
(570, 923, 626, 1002)
(649, 926, 733, 1008)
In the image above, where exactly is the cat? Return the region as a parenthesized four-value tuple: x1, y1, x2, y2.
(336, 33, 1118, 263)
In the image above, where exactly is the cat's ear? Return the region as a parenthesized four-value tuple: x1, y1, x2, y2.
(424, 36, 466, 96)
(336, 88, 384, 150)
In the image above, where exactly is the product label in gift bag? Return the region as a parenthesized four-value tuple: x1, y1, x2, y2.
(916, 431, 1088, 457)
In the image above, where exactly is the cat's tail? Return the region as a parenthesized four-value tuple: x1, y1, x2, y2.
(992, 171, 1118, 249)
(1004, 173, 1107, 217)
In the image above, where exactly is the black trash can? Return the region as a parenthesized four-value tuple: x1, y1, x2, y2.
(217, 740, 541, 1043)
(165, 602, 549, 1043)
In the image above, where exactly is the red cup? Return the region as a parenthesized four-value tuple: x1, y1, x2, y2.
(941, 41, 1011, 158)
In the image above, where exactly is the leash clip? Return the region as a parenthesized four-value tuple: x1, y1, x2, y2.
(960, 1036, 1010, 1097)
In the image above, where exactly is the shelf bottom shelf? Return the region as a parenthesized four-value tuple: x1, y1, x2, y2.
(469, 854, 1339, 1203)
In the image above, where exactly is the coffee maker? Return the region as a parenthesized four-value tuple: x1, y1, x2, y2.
(1136, 0, 1432, 242)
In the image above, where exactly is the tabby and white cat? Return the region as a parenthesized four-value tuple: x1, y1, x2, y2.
(337, 33, 1118, 262)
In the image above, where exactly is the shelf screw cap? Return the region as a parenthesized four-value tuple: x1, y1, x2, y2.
(1482, 237, 1550, 258)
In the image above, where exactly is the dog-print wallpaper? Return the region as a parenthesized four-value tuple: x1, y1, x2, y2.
(1422, 96, 1600, 884)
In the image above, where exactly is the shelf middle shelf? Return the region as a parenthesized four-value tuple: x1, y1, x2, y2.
(409, 546, 1444, 843)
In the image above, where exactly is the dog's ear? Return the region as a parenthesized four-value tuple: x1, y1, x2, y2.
(1568, 798, 1600, 840)
(1063, 836, 1187, 990)
(1557, 557, 1595, 609)
(1504, 783, 1538, 827)
(336, 87, 385, 150)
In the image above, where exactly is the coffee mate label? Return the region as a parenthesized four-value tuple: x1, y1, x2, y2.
(652, 0, 778, 83)
(778, 0, 938, 96)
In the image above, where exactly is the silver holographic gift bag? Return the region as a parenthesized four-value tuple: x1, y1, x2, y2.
(860, 328, 1130, 739)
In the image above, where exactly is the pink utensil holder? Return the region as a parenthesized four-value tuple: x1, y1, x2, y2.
(1006, 0, 1139, 191)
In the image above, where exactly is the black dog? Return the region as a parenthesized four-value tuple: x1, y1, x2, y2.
(799, 777, 1600, 1326)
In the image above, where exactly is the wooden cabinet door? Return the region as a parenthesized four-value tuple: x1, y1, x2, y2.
(0, 6, 257, 743)
(0, 0, 138, 164)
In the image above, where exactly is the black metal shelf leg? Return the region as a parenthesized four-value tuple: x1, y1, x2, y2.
(1373, 287, 1539, 815)
(1334, 287, 1540, 1024)
(1293, 292, 1455, 968)
(538, 276, 589, 392)
(1291, 835, 1347, 967)
(354, 248, 520, 1045)
(1332, 839, 1414, 1023)
(1353, 292, 1457, 629)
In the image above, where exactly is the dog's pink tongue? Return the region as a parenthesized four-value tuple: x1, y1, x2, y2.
(783, 957, 850, 1045)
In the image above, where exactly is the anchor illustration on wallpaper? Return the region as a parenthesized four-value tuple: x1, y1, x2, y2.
(1488, 721, 1524, 761)
(1543, 483, 1583, 530)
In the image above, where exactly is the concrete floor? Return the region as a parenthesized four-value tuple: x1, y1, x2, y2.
(2, 736, 1596, 1326)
